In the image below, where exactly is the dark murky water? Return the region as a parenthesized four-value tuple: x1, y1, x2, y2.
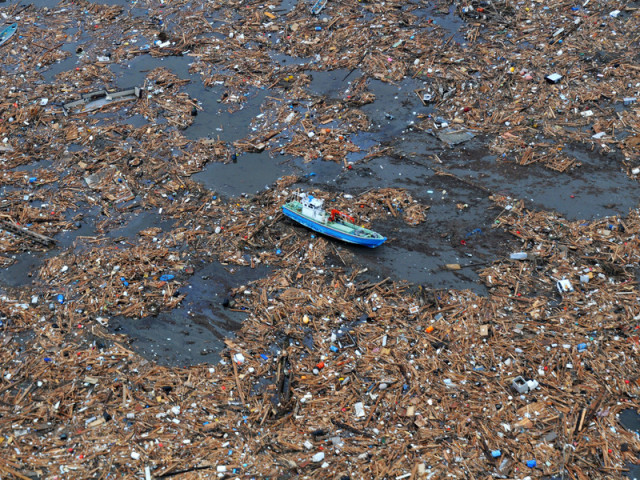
(619, 409, 640, 480)
(620, 409, 640, 435)
(193, 151, 292, 197)
(110, 262, 270, 366)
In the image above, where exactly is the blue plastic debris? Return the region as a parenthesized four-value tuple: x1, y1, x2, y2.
(260, 354, 268, 361)
(159, 274, 174, 282)
(526, 460, 537, 468)
(577, 343, 587, 352)
(491, 450, 502, 458)
(57, 294, 64, 304)
(28, 177, 37, 184)
(330, 345, 339, 352)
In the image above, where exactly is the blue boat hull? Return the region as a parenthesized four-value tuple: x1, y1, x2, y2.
(282, 205, 386, 248)
(0, 24, 17, 47)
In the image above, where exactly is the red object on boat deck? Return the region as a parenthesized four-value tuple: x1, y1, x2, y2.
(329, 209, 355, 223)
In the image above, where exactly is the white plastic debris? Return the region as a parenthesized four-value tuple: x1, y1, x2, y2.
(312, 452, 325, 462)
(354, 402, 365, 417)
(545, 73, 563, 83)
(512, 376, 529, 393)
(557, 279, 574, 293)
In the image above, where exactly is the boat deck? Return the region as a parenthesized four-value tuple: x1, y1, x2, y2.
(283, 200, 386, 247)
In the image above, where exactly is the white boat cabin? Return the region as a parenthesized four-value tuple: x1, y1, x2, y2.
(300, 195, 328, 222)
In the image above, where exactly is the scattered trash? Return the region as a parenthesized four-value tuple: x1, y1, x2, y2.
(63, 87, 142, 116)
(545, 73, 563, 84)
(0, 2, 638, 480)
(512, 376, 539, 394)
(435, 127, 476, 146)
(556, 279, 574, 294)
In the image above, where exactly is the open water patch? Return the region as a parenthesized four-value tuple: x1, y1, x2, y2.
(619, 409, 640, 435)
(443, 148, 639, 221)
(305, 68, 362, 99)
(104, 209, 175, 240)
(110, 54, 195, 89)
(193, 151, 293, 197)
(109, 262, 271, 366)
(360, 77, 430, 142)
(185, 87, 271, 143)
(411, 3, 467, 46)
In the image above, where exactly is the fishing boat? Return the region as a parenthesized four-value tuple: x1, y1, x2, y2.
(282, 194, 386, 248)
(0, 24, 17, 47)
(310, 0, 328, 15)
